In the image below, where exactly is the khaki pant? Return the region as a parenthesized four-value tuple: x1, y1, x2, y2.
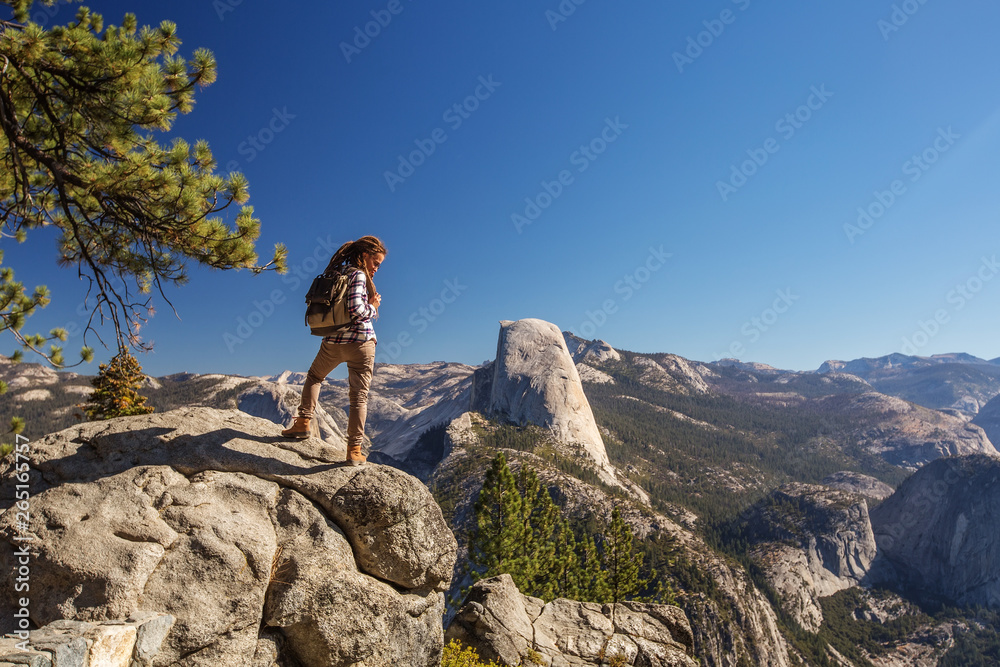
(296, 338, 376, 450)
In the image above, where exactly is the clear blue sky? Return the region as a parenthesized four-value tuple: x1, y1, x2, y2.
(6, 0, 1000, 377)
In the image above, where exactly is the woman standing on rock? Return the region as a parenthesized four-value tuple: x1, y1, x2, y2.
(281, 236, 386, 466)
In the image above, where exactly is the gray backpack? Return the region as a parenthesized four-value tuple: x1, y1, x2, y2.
(304, 268, 355, 336)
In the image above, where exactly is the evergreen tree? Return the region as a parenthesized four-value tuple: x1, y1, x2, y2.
(468, 453, 660, 606)
(470, 453, 577, 601)
(513, 464, 558, 596)
(638, 532, 679, 605)
(578, 532, 610, 603)
(469, 452, 525, 581)
(548, 517, 582, 601)
(83, 348, 154, 420)
(0, 1, 286, 364)
(603, 507, 645, 604)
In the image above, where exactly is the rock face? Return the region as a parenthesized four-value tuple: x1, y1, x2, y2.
(563, 333, 621, 364)
(821, 471, 895, 501)
(972, 393, 1000, 448)
(842, 392, 997, 467)
(576, 363, 615, 385)
(870, 454, 1000, 608)
(446, 574, 698, 667)
(476, 319, 612, 474)
(0, 408, 457, 667)
(634, 355, 711, 395)
(745, 484, 877, 632)
(0, 614, 174, 667)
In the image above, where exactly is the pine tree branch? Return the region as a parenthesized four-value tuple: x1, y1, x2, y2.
(1, 5, 285, 362)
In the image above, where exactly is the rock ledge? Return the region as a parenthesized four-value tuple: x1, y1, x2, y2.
(0, 407, 458, 667)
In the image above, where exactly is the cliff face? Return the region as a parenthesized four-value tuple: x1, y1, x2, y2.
(0, 408, 457, 667)
(870, 454, 1000, 608)
(745, 484, 877, 632)
(972, 393, 1000, 448)
(476, 319, 613, 476)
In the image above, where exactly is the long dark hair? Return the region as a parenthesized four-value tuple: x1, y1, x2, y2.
(324, 235, 386, 303)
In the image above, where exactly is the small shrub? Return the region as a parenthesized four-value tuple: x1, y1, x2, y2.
(608, 652, 628, 667)
(599, 639, 629, 667)
(441, 639, 502, 667)
(523, 647, 544, 665)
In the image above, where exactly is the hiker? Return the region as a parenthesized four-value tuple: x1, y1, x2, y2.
(281, 236, 386, 465)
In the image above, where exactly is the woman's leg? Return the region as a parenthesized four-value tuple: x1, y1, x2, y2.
(344, 339, 377, 461)
(297, 340, 346, 419)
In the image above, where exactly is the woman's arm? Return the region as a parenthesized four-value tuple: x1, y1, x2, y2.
(346, 270, 378, 320)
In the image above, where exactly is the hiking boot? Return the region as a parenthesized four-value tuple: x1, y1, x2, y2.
(281, 417, 312, 439)
(346, 445, 366, 466)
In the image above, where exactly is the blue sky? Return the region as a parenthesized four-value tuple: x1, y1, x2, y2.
(6, 0, 1000, 377)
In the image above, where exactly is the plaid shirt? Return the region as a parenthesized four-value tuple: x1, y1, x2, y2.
(325, 268, 377, 344)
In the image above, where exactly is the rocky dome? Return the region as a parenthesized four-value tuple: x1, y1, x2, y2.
(563, 333, 621, 364)
(480, 319, 611, 472)
(821, 471, 895, 501)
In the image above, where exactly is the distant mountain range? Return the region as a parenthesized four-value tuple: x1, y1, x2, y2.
(710, 352, 1000, 415)
(817, 352, 1000, 374)
(815, 353, 1000, 414)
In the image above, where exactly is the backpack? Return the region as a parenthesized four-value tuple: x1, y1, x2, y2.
(304, 267, 356, 336)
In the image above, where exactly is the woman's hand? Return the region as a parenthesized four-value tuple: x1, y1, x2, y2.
(370, 292, 382, 309)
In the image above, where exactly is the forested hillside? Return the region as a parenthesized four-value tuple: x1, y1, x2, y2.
(585, 353, 911, 527)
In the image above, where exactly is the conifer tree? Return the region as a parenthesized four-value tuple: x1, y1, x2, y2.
(640, 532, 679, 605)
(578, 532, 610, 603)
(468, 453, 659, 606)
(603, 507, 645, 604)
(469, 452, 525, 581)
(83, 348, 154, 420)
(513, 464, 558, 595)
(548, 517, 582, 601)
(470, 453, 572, 600)
(0, 1, 287, 365)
